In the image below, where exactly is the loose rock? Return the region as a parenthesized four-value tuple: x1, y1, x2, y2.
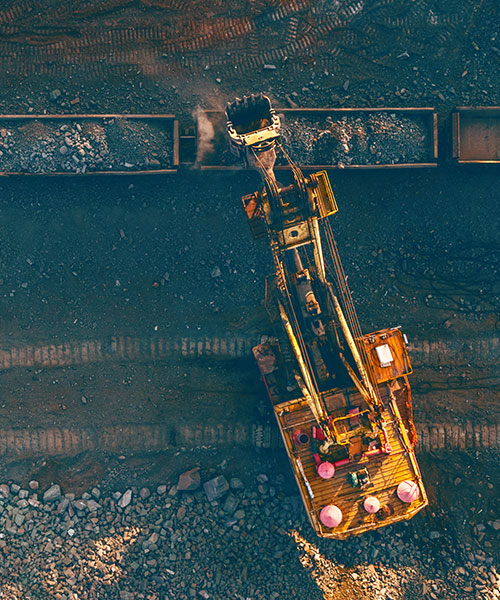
(177, 468, 201, 492)
(43, 484, 62, 502)
(118, 489, 133, 508)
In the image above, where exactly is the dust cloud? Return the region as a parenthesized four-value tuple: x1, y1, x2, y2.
(194, 107, 215, 164)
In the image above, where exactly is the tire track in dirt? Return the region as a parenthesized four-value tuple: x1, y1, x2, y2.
(0, 420, 496, 457)
(0, 334, 497, 370)
(0, 0, 364, 76)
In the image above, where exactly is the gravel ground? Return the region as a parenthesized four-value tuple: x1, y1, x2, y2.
(0, 451, 498, 600)
(0, 168, 496, 348)
(0, 118, 174, 173)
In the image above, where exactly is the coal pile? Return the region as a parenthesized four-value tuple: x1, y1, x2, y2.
(278, 112, 433, 167)
(0, 118, 174, 173)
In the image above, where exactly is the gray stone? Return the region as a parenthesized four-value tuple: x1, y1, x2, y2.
(139, 487, 151, 499)
(91, 488, 100, 499)
(234, 509, 245, 520)
(429, 531, 441, 540)
(491, 520, 500, 531)
(28, 480, 39, 491)
(118, 490, 132, 509)
(148, 532, 159, 545)
(0, 484, 9, 498)
(256, 474, 268, 484)
(119, 592, 134, 600)
(263, 64, 277, 70)
(223, 494, 238, 514)
(59, 146, 68, 155)
(43, 485, 62, 502)
(177, 468, 201, 492)
(49, 89, 61, 101)
(73, 500, 87, 511)
(10, 484, 20, 494)
(229, 477, 244, 490)
(14, 513, 25, 527)
(18, 490, 28, 499)
(157, 485, 167, 495)
(57, 498, 70, 514)
(203, 476, 229, 501)
(86, 500, 101, 512)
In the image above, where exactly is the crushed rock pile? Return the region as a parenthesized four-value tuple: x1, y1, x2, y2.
(278, 113, 432, 166)
(201, 111, 433, 168)
(0, 473, 497, 600)
(0, 118, 174, 173)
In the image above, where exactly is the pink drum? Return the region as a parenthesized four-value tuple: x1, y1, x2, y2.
(319, 504, 342, 528)
(363, 496, 380, 513)
(317, 461, 335, 479)
(397, 480, 420, 503)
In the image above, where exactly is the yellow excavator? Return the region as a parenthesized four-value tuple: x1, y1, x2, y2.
(226, 93, 428, 538)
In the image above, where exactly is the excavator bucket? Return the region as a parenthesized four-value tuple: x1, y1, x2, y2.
(226, 93, 280, 162)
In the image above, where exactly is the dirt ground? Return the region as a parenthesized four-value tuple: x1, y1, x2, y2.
(0, 162, 497, 442)
(0, 2, 498, 598)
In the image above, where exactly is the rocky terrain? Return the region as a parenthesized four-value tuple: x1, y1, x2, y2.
(278, 113, 432, 167)
(0, 451, 498, 600)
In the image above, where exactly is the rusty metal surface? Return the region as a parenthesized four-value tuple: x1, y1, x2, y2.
(452, 107, 500, 163)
